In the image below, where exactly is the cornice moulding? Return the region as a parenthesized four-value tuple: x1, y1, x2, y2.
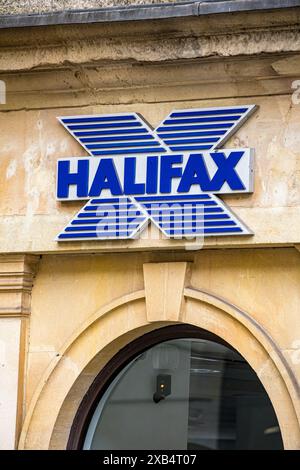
(0, 12, 300, 72)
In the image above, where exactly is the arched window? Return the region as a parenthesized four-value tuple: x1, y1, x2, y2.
(68, 325, 283, 450)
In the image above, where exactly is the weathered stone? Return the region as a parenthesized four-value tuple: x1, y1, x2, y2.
(0, 6, 299, 452)
(0, 1, 177, 16)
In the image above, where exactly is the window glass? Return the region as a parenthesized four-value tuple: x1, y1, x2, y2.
(84, 338, 283, 450)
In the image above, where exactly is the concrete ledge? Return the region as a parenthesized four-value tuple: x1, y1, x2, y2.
(0, 1, 300, 29)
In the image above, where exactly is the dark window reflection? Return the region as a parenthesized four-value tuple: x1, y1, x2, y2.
(84, 338, 283, 450)
(187, 341, 282, 449)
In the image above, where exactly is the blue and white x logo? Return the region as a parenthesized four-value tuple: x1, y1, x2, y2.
(56, 105, 256, 241)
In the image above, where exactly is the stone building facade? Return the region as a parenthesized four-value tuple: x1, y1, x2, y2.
(0, 1, 299, 450)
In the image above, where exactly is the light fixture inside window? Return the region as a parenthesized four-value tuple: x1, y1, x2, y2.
(153, 374, 172, 403)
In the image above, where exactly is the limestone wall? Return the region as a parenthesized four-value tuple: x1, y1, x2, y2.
(19, 252, 300, 449)
(0, 0, 178, 16)
(0, 9, 299, 254)
(0, 6, 299, 450)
